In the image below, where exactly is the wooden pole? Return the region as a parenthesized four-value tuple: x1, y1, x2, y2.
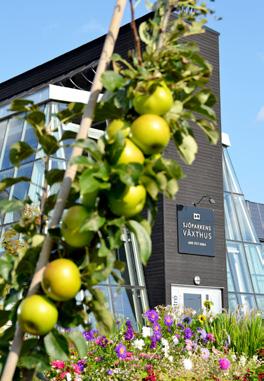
(1, 1, 127, 380)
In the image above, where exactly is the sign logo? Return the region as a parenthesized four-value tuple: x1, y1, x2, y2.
(177, 205, 215, 257)
(193, 213, 200, 220)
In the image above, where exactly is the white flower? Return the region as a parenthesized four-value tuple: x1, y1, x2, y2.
(66, 373, 72, 381)
(168, 355, 174, 363)
(133, 339, 145, 350)
(239, 355, 247, 366)
(142, 326, 153, 338)
(161, 338, 169, 348)
(231, 354, 237, 361)
(173, 336, 179, 345)
(252, 355, 258, 363)
(183, 358, 193, 370)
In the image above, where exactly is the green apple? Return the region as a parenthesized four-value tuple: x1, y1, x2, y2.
(107, 119, 130, 139)
(61, 205, 93, 248)
(133, 84, 173, 115)
(42, 259, 81, 301)
(17, 295, 58, 335)
(131, 114, 170, 155)
(108, 185, 146, 217)
(117, 138, 145, 165)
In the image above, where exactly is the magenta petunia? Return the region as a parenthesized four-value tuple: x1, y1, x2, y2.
(219, 357, 231, 370)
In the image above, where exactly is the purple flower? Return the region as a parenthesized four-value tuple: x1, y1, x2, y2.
(184, 327, 193, 339)
(219, 358, 231, 370)
(145, 309, 159, 323)
(153, 323, 161, 334)
(183, 316, 192, 325)
(150, 336, 157, 349)
(164, 315, 174, 327)
(83, 329, 97, 341)
(197, 328, 207, 341)
(115, 343, 127, 359)
(107, 369, 113, 375)
(177, 323, 184, 330)
(77, 360, 86, 372)
(124, 322, 134, 341)
(96, 335, 108, 347)
(201, 348, 210, 359)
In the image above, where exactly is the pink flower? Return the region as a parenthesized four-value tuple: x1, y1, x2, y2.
(185, 339, 193, 351)
(59, 371, 69, 379)
(219, 357, 231, 370)
(51, 360, 65, 369)
(72, 363, 81, 374)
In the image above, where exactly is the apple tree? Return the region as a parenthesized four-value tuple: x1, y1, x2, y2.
(0, 0, 218, 379)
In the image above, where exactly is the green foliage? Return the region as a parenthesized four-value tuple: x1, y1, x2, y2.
(205, 310, 264, 357)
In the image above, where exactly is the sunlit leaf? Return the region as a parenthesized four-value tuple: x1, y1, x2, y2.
(127, 220, 152, 266)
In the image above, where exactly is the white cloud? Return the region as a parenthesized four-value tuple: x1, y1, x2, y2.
(256, 106, 264, 122)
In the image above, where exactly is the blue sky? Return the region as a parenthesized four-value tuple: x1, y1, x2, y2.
(1, 1, 263, 203)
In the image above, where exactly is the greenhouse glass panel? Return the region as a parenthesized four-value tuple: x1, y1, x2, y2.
(227, 241, 253, 293)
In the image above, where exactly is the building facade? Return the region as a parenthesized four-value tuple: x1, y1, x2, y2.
(0, 14, 262, 323)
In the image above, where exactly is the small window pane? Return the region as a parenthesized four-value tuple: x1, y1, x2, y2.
(223, 149, 242, 194)
(13, 162, 33, 200)
(0, 120, 8, 156)
(1, 117, 24, 169)
(227, 242, 253, 293)
(233, 195, 258, 243)
(244, 244, 264, 294)
(224, 193, 241, 240)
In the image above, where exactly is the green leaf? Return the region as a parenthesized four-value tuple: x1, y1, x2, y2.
(10, 99, 34, 112)
(197, 119, 219, 144)
(139, 21, 152, 46)
(26, 110, 45, 127)
(115, 163, 143, 186)
(9, 142, 35, 166)
(60, 130, 77, 141)
(0, 177, 30, 192)
(114, 260, 125, 272)
(79, 168, 109, 195)
(166, 178, 179, 198)
(18, 353, 50, 371)
(45, 169, 65, 186)
(0, 254, 14, 281)
(75, 139, 102, 161)
(0, 199, 24, 214)
(44, 330, 69, 361)
(127, 220, 152, 266)
(80, 211, 105, 232)
(101, 71, 126, 92)
(141, 176, 159, 200)
(0, 310, 11, 327)
(39, 135, 59, 155)
(173, 131, 198, 165)
(67, 330, 87, 358)
(56, 102, 84, 124)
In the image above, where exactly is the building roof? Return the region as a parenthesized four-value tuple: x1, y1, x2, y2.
(246, 200, 264, 242)
(0, 13, 219, 105)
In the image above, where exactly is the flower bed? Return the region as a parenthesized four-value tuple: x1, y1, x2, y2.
(46, 305, 264, 380)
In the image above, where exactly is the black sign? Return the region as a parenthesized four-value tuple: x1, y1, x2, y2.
(177, 205, 215, 256)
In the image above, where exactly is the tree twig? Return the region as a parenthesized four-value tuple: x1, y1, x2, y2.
(129, 0, 142, 64)
(0, 1, 127, 380)
(157, 0, 174, 50)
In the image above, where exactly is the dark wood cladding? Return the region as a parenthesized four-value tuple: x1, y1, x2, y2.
(147, 28, 227, 309)
(144, 196, 165, 308)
